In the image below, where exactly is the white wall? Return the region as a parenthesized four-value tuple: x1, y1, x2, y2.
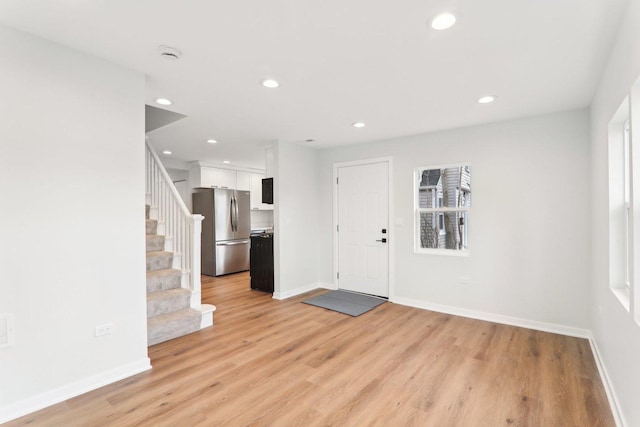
(590, 0, 640, 424)
(166, 168, 190, 206)
(166, 168, 189, 182)
(273, 141, 322, 298)
(0, 25, 149, 422)
(250, 210, 274, 230)
(318, 109, 591, 330)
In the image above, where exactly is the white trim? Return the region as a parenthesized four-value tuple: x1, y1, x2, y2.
(391, 296, 590, 338)
(272, 282, 334, 300)
(415, 247, 470, 257)
(0, 358, 151, 424)
(188, 160, 265, 175)
(418, 207, 470, 213)
(611, 287, 631, 312)
(588, 333, 626, 427)
(416, 161, 473, 171)
(333, 157, 393, 299)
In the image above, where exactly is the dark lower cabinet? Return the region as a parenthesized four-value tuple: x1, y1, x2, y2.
(250, 234, 274, 293)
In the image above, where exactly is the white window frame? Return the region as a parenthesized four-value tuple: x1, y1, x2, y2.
(608, 97, 631, 311)
(414, 163, 471, 256)
(624, 119, 632, 293)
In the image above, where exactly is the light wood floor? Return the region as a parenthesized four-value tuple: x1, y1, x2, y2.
(8, 272, 614, 426)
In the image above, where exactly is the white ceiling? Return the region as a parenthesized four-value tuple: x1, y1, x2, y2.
(0, 0, 628, 169)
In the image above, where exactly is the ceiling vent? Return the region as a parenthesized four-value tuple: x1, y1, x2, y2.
(159, 45, 181, 61)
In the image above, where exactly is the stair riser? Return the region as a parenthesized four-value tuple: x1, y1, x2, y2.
(146, 219, 158, 235)
(147, 310, 201, 346)
(147, 293, 191, 317)
(147, 271, 181, 293)
(146, 235, 165, 252)
(147, 254, 173, 271)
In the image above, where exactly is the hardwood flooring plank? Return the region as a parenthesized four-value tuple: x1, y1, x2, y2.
(5, 272, 615, 426)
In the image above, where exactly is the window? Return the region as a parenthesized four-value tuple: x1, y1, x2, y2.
(624, 120, 631, 293)
(608, 97, 631, 311)
(415, 164, 471, 254)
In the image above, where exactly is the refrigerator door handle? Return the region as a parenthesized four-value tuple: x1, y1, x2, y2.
(234, 195, 240, 233)
(233, 196, 238, 232)
(217, 240, 250, 246)
(230, 197, 236, 232)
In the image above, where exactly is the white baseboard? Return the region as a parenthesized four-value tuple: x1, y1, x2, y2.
(317, 282, 336, 290)
(391, 296, 591, 338)
(0, 358, 152, 424)
(588, 333, 626, 427)
(272, 282, 334, 300)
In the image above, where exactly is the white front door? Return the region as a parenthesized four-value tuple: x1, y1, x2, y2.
(337, 161, 389, 297)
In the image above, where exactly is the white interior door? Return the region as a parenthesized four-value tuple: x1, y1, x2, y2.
(337, 161, 389, 297)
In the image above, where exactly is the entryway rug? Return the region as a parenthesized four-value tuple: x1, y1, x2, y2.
(302, 290, 387, 317)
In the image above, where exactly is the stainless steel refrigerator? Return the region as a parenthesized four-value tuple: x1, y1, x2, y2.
(192, 188, 251, 276)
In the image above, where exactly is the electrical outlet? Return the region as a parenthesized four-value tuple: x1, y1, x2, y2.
(458, 276, 470, 285)
(95, 323, 114, 337)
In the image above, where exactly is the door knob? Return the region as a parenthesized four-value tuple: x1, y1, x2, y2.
(376, 238, 387, 243)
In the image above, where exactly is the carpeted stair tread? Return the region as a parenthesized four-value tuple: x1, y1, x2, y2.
(147, 308, 201, 346)
(147, 288, 191, 317)
(146, 251, 173, 271)
(146, 234, 165, 252)
(146, 269, 182, 293)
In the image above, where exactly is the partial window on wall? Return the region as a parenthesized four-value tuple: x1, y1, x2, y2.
(608, 96, 631, 311)
(415, 164, 471, 255)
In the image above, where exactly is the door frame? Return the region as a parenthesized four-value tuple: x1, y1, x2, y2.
(333, 157, 394, 298)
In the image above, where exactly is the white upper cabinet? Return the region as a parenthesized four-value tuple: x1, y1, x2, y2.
(193, 166, 236, 189)
(216, 168, 236, 189)
(236, 171, 251, 191)
(190, 164, 267, 204)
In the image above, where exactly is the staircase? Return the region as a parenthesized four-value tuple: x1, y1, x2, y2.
(146, 205, 202, 345)
(144, 137, 214, 346)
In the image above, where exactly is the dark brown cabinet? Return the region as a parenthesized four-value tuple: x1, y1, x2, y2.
(261, 177, 273, 204)
(250, 233, 274, 293)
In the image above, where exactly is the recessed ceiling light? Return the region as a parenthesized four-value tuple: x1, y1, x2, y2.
(155, 98, 173, 106)
(162, 150, 172, 155)
(222, 160, 230, 164)
(206, 139, 217, 144)
(478, 95, 497, 104)
(431, 13, 456, 30)
(261, 79, 280, 88)
(352, 122, 366, 128)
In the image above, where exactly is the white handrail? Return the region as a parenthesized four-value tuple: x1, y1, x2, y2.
(145, 142, 191, 217)
(145, 138, 203, 305)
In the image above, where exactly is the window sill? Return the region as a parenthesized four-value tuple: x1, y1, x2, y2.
(611, 286, 630, 312)
(415, 248, 470, 257)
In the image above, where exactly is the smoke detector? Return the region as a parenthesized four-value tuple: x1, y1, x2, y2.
(159, 45, 181, 61)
